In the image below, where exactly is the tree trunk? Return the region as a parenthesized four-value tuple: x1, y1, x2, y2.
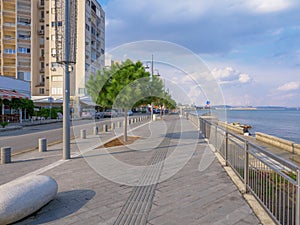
(160, 105, 162, 119)
(123, 108, 128, 142)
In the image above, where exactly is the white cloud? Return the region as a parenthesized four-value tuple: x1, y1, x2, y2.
(246, 0, 295, 13)
(239, 74, 251, 83)
(277, 82, 300, 91)
(211, 67, 252, 85)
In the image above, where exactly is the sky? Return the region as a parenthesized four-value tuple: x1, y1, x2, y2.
(97, 0, 300, 107)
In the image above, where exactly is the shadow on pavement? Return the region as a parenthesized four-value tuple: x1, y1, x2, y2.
(13, 158, 43, 164)
(13, 189, 96, 225)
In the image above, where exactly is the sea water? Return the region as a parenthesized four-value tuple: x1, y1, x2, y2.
(197, 109, 300, 144)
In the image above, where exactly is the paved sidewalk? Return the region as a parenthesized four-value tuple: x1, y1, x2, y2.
(0, 115, 261, 224)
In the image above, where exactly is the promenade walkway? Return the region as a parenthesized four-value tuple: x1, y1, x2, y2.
(0, 115, 261, 224)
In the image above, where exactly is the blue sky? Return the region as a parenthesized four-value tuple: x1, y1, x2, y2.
(98, 0, 300, 107)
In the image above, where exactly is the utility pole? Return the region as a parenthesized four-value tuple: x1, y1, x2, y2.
(151, 54, 154, 121)
(55, 0, 77, 160)
(63, 0, 71, 160)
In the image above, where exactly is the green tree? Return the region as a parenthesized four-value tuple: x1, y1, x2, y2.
(87, 59, 168, 142)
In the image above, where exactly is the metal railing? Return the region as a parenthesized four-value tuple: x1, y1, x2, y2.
(187, 113, 300, 225)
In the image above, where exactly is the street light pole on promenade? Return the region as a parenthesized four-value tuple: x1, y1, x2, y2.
(63, 0, 71, 160)
(55, 0, 77, 160)
(151, 54, 154, 121)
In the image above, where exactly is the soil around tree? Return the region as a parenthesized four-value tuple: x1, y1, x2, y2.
(97, 136, 140, 149)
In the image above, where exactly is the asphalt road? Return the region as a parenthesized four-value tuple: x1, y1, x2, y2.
(0, 116, 133, 155)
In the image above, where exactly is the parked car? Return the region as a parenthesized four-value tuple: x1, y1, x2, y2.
(81, 108, 96, 119)
(95, 111, 104, 119)
(127, 110, 133, 116)
(103, 109, 118, 118)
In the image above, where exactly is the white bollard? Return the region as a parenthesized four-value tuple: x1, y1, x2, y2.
(80, 129, 86, 139)
(103, 124, 108, 132)
(1, 147, 11, 164)
(38, 138, 47, 152)
(93, 126, 98, 135)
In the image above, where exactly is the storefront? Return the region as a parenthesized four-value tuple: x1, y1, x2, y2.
(0, 76, 31, 123)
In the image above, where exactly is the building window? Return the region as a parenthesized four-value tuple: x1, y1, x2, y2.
(91, 52, 97, 61)
(51, 21, 62, 27)
(51, 87, 63, 95)
(17, 18, 30, 26)
(18, 34, 31, 40)
(52, 76, 63, 81)
(39, 88, 45, 94)
(51, 62, 62, 67)
(24, 72, 31, 81)
(78, 88, 85, 95)
(18, 47, 31, 54)
(85, 24, 90, 31)
(4, 49, 16, 54)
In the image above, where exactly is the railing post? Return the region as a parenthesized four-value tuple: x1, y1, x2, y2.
(225, 132, 228, 166)
(296, 169, 300, 225)
(244, 140, 249, 193)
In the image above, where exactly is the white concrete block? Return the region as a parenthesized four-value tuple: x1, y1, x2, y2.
(0, 175, 58, 224)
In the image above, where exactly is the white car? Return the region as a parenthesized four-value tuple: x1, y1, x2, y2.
(104, 109, 118, 118)
(81, 108, 96, 119)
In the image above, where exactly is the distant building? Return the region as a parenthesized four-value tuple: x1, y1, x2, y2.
(31, 0, 105, 103)
(0, 0, 105, 117)
(0, 0, 31, 81)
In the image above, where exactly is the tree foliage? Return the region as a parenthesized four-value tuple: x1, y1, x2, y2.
(86, 59, 177, 140)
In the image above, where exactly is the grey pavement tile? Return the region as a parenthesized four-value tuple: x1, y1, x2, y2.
(3, 116, 261, 224)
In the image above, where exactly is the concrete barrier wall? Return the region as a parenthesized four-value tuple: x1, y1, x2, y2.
(255, 132, 300, 154)
(218, 121, 244, 135)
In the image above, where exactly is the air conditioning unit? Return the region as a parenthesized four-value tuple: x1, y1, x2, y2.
(51, 54, 56, 57)
(50, 67, 56, 71)
(39, 30, 44, 35)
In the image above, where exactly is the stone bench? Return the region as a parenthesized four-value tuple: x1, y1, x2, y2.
(0, 175, 58, 224)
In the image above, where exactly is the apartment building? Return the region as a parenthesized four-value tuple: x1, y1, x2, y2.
(0, 0, 31, 81)
(31, 0, 105, 106)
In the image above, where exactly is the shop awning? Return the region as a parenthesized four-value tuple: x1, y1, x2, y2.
(0, 89, 29, 100)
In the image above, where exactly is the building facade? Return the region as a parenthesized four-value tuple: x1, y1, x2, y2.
(0, 0, 31, 80)
(31, 0, 105, 105)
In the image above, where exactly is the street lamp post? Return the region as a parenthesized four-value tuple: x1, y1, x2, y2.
(150, 54, 154, 121)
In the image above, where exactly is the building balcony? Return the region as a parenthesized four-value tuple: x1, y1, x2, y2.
(3, 53, 16, 59)
(17, 24, 31, 31)
(17, 65, 30, 71)
(3, 24, 16, 32)
(17, 10, 31, 17)
(17, 38, 30, 44)
(3, 66, 16, 74)
(2, 11, 15, 18)
(17, 53, 31, 58)
(35, 82, 45, 87)
(3, 38, 16, 45)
